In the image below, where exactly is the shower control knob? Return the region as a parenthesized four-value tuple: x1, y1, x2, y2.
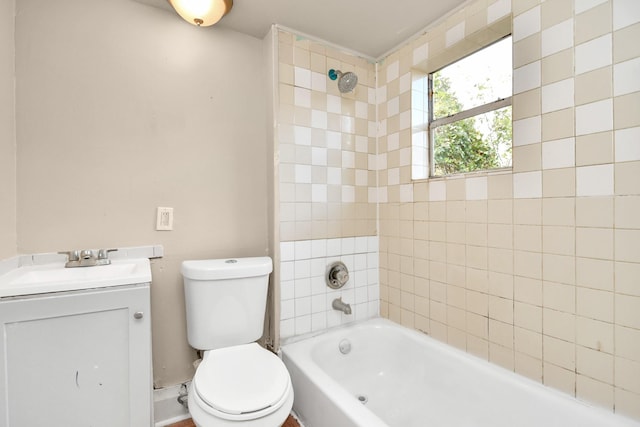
(326, 261, 349, 289)
(133, 311, 144, 320)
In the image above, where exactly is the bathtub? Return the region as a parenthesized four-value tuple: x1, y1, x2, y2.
(282, 318, 640, 427)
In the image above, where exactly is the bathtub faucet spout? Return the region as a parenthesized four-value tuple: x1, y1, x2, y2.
(332, 297, 352, 315)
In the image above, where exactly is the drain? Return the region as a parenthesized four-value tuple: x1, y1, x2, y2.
(357, 395, 368, 404)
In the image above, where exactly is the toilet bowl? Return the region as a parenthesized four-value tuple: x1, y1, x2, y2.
(187, 343, 294, 427)
(180, 257, 294, 427)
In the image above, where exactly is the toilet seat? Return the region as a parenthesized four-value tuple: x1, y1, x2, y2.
(193, 343, 291, 421)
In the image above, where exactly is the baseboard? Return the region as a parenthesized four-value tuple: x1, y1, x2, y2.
(153, 382, 191, 427)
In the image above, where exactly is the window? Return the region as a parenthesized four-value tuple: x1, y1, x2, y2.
(412, 36, 513, 178)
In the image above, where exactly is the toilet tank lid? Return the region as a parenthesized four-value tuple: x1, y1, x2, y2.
(181, 257, 273, 280)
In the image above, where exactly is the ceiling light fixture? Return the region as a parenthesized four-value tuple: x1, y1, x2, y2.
(168, 0, 233, 27)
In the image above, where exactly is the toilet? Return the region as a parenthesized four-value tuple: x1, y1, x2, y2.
(181, 257, 293, 427)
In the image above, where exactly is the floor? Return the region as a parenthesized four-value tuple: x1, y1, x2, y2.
(167, 415, 301, 427)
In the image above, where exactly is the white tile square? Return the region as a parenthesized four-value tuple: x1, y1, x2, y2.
(327, 94, 341, 114)
(542, 138, 576, 169)
(355, 237, 369, 254)
(355, 286, 368, 304)
(341, 116, 355, 134)
(377, 186, 388, 203)
(281, 261, 294, 281)
(342, 151, 355, 168)
(488, 0, 511, 24)
(613, 0, 640, 30)
(295, 315, 311, 335)
(386, 61, 400, 83)
(310, 257, 326, 277)
(311, 313, 327, 332)
(576, 99, 613, 136)
(281, 300, 294, 320)
(513, 116, 542, 146)
(311, 276, 326, 295)
(294, 67, 312, 89)
(326, 131, 341, 149)
(295, 164, 311, 183)
(576, 164, 614, 196)
(400, 147, 412, 167)
(542, 78, 574, 113)
(466, 177, 488, 200)
(294, 259, 311, 279)
(513, 171, 542, 198)
(327, 167, 342, 185)
(311, 184, 327, 202)
(614, 57, 640, 96)
(342, 237, 355, 255)
(377, 85, 388, 103)
(575, 34, 612, 75)
(429, 181, 446, 201)
(615, 127, 640, 162)
(387, 96, 400, 117)
(400, 184, 414, 202)
(513, 5, 540, 42)
(368, 153, 378, 171)
(294, 87, 311, 108)
(575, 0, 607, 14)
(377, 153, 388, 171)
(294, 125, 311, 145)
(281, 280, 295, 301)
(388, 132, 400, 151)
(311, 71, 327, 92)
(388, 168, 400, 186)
(400, 111, 411, 130)
(541, 19, 573, 58)
(311, 147, 327, 166)
(342, 186, 355, 203)
(295, 278, 312, 298)
(311, 294, 326, 314)
(368, 236, 379, 252)
(280, 241, 295, 261)
(514, 61, 541, 94)
(413, 42, 429, 65)
(446, 22, 465, 48)
(311, 110, 327, 129)
(280, 319, 294, 338)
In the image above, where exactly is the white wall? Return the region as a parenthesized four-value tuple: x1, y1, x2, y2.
(14, 0, 269, 387)
(0, 0, 16, 259)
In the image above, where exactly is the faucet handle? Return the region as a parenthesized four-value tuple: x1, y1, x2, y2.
(58, 250, 80, 261)
(97, 248, 117, 260)
(80, 249, 95, 260)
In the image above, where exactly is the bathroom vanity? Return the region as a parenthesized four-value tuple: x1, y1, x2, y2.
(0, 258, 153, 427)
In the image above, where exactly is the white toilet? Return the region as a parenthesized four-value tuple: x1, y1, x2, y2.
(181, 257, 294, 427)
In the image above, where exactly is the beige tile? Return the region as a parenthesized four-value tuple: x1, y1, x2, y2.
(490, 319, 515, 349)
(489, 295, 514, 323)
(543, 226, 575, 255)
(513, 144, 542, 172)
(543, 253, 575, 285)
(466, 311, 488, 339)
(467, 245, 488, 270)
(576, 227, 614, 260)
(466, 267, 489, 293)
(446, 178, 466, 201)
(543, 197, 575, 226)
(466, 223, 488, 246)
(576, 131, 614, 166)
(577, 288, 614, 322)
(615, 293, 640, 329)
(544, 335, 576, 370)
(615, 229, 640, 263)
(576, 375, 614, 411)
(615, 357, 640, 394)
(514, 32, 542, 69)
(614, 23, 640, 64)
(516, 250, 543, 280)
(576, 196, 614, 227)
(466, 200, 487, 223)
(616, 196, 640, 229)
(447, 326, 466, 351)
(514, 276, 543, 306)
(543, 281, 575, 313)
(515, 225, 542, 252)
(616, 325, 640, 362)
(542, 168, 576, 198)
(514, 199, 542, 225)
(616, 161, 640, 196)
(575, 68, 613, 107)
(575, 2, 612, 45)
(488, 224, 513, 249)
(615, 92, 640, 130)
(489, 271, 514, 299)
(466, 289, 489, 316)
(544, 362, 576, 396)
(515, 326, 543, 359)
(544, 308, 576, 342)
(576, 316, 614, 353)
(490, 343, 515, 370)
(543, 108, 575, 141)
(576, 257, 614, 291)
(541, 0, 572, 29)
(513, 0, 541, 16)
(615, 388, 640, 420)
(488, 199, 513, 224)
(513, 88, 541, 120)
(615, 261, 640, 296)
(467, 335, 489, 360)
(447, 222, 466, 244)
(541, 49, 574, 85)
(488, 247, 514, 274)
(515, 301, 543, 332)
(515, 352, 543, 382)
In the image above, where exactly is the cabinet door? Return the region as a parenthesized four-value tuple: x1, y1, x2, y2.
(0, 284, 151, 427)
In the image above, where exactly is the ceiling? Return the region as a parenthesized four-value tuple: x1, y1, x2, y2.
(136, 0, 468, 59)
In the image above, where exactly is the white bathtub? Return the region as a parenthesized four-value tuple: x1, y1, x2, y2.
(282, 318, 640, 427)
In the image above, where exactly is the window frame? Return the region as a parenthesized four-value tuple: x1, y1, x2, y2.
(427, 35, 513, 178)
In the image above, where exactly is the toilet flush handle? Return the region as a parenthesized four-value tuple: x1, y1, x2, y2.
(134, 312, 144, 320)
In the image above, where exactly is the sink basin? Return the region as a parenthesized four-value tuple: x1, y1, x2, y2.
(0, 258, 152, 298)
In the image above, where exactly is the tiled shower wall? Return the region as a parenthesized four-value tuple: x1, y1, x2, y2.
(275, 30, 379, 338)
(377, 0, 640, 420)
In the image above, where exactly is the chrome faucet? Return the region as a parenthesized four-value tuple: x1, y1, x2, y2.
(58, 248, 117, 267)
(332, 297, 352, 315)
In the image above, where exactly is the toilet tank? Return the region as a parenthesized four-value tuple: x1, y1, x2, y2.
(181, 257, 273, 351)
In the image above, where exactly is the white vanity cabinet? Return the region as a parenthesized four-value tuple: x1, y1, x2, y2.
(0, 279, 152, 427)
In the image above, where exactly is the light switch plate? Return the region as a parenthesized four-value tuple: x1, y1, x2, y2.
(156, 207, 174, 231)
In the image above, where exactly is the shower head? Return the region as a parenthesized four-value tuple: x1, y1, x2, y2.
(328, 69, 358, 93)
